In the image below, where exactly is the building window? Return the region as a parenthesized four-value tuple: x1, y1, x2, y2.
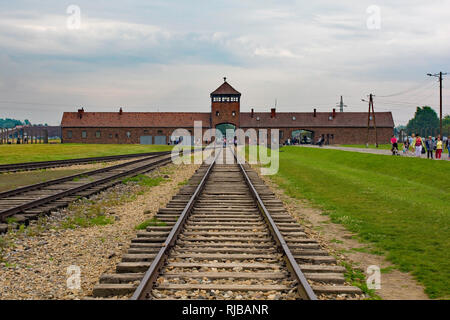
(280, 131, 284, 138)
(144, 130, 149, 134)
(216, 111, 220, 116)
(109, 133, 112, 138)
(256, 116, 260, 121)
(96, 131, 101, 138)
(157, 130, 163, 134)
(67, 131, 72, 139)
(292, 116, 296, 121)
(126, 132, 131, 138)
(82, 131, 87, 138)
(232, 111, 236, 117)
(115, 133, 119, 138)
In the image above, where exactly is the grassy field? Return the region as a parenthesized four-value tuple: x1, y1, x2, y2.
(0, 144, 173, 164)
(264, 146, 449, 299)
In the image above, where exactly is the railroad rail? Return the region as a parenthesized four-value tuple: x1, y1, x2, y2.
(93, 147, 361, 300)
(0, 152, 173, 232)
(0, 151, 170, 173)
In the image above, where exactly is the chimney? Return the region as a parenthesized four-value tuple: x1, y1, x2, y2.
(251, 108, 254, 118)
(313, 108, 317, 117)
(119, 107, 123, 115)
(332, 108, 336, 118)
(77, 107, 84, 119)
(271, 108, 276, 118)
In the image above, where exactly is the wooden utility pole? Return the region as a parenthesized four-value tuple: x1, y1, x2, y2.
(427, 71, 447, 137)
(440, 72, 443, 137)
(364, 94, 378, 148)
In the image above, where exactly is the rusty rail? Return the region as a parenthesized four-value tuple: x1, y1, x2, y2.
(0, 151, 170, 173)
(0, 152, 171, 199)
(0, 154, 173, 220)
(233, 148, 317, 300)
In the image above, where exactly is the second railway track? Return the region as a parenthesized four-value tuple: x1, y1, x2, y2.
(0, 151, 170, 174)
(0, 152, 173, 232)
(93, 148, 362, 300)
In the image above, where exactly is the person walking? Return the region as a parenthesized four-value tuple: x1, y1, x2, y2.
(436, 137, 443, 159)
(410, 134, 416, 153)
(415, 134, 423, 157)
(425, 136, 434, 159)
(447, 138, 450, 159)
(403, 139, 409, 154)
(390, 135, 398, 155)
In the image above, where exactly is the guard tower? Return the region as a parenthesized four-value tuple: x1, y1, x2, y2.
(210, 77, 241, 129)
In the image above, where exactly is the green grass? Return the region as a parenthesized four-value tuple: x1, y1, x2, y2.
(267, 146, 449, 299)
(135, 217, 167, 230)
(122, 174, 164, 187)
(5, 217, 18, 224)
(340, 261, 381, 299)
(61, 215, 114, 229)
(0, 143, 173, 164)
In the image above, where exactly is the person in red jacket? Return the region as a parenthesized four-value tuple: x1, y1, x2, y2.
(415, 135, 423, 157)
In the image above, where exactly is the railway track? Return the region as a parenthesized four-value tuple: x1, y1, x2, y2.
(0, 151, 170, 173)
(92, 148, 362, 300)
(0, 152, 173, 233)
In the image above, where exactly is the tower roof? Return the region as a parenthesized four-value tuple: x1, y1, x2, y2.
(210, 78, 241, 96)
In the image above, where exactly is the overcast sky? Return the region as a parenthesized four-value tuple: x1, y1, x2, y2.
(0, 0, 449, 126)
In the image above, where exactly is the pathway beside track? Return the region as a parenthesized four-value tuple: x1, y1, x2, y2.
(297, 145, 450, 160)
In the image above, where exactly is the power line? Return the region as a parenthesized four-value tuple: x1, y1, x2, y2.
(427, 71, 448, 136)
(376, 80, 436, 98)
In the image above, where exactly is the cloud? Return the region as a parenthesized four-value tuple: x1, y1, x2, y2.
(0, 1, 449, 126)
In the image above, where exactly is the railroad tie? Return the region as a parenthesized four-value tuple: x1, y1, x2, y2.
(92, 154, 361, 300)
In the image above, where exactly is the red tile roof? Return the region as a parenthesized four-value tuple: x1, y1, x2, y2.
(240, 112, 394, 128)
(210, 81, 241, 96)
(61, 111, 394, 129)
(61, 112, 211, 128)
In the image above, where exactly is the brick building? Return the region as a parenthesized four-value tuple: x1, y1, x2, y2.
(61, 79, 394, 145)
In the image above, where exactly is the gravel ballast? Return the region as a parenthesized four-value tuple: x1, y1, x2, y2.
(0, 163, 199, 300)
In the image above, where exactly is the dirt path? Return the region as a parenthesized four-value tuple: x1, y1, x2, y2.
(298, 145, 449, 161)
(260, 173, 430, 300)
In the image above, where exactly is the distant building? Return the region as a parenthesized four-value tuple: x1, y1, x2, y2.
(60, 79, 394, 145)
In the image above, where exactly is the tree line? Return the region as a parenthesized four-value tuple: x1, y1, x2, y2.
(396, 106, 450, 137)
(0, 118, 48, 129)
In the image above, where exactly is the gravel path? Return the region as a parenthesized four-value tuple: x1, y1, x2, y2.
(0, 162, 199, 300)
(297, 145, 450, 160)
